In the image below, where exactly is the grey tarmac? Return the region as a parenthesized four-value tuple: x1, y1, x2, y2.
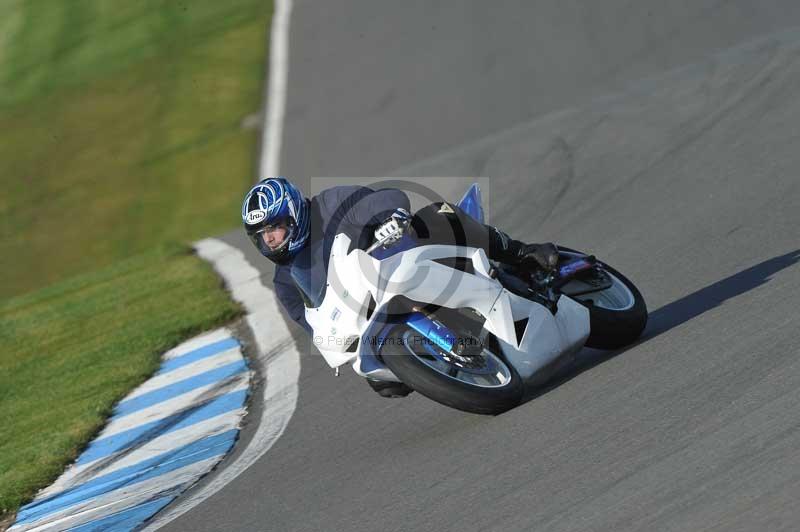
(159, 3, 800, 531)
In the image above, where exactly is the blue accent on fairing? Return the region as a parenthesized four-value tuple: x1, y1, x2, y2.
(406, 312, 457, 353)
(456, 183, 484, 223)
(358, 322, 397, 375)
(358, 350, 386, 375)
(369, 232, 418, 260)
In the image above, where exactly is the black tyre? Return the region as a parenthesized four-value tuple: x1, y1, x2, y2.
(559, 247, 648, 349)
(380, 326, 524, 415)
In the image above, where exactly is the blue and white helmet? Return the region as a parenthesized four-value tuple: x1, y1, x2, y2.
(242, 177, 310, 263)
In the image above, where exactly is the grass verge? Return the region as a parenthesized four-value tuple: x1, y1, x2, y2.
(1, 0, 272, 298)
(0, 0, 273, 521)
(0, 244, 242, 515)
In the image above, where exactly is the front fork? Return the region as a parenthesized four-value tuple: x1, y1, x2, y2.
(405, 309, 459, 354)
(358, 310, 470, 380)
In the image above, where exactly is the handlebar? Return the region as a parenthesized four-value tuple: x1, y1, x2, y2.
(365, 218, 410, 254)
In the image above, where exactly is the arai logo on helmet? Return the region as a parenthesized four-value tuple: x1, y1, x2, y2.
(246, 210, 267, 225)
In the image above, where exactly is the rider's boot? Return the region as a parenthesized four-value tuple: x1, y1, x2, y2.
(486, 226, 559, 271)
(367, 378, 414, 398)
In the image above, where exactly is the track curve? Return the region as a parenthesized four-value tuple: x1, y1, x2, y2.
(160, 3, 800, 531)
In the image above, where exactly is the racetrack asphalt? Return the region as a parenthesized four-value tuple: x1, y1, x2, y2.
(159, 2, 800, 531)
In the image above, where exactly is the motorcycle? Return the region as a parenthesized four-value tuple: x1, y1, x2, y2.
(293, 184, 648, 414)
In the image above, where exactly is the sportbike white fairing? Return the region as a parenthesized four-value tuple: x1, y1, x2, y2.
(304, 232, 590, 386)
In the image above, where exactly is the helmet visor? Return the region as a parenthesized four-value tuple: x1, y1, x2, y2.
(249, 221, 295, 259)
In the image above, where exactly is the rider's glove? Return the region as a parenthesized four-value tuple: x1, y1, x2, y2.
(488, 226, 559, 272)
(518, 242, 559, 271)
(374, 207, 412, 245)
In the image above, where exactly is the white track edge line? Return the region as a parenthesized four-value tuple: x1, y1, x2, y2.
(144, 1, 296, 526)
(142, 241, 301, 529)
(259, 0, 292, 179)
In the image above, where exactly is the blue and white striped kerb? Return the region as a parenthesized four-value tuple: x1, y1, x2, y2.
(11, 328, 250, 532)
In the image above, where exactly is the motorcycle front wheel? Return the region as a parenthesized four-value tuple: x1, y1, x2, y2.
(380, 326, 524, 415)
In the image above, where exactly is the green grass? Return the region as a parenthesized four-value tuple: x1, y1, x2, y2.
(0, 244, 242, 515)
(0, 0, 273, 520)
(0, 0, 272, 298)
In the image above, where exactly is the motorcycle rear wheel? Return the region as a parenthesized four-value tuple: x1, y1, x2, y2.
(559, 247, 648, 349)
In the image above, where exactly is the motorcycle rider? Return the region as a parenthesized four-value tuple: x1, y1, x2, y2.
(242, 177, 559, 398)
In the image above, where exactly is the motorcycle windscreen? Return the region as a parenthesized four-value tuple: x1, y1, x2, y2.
(290, 239, 330, 308)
